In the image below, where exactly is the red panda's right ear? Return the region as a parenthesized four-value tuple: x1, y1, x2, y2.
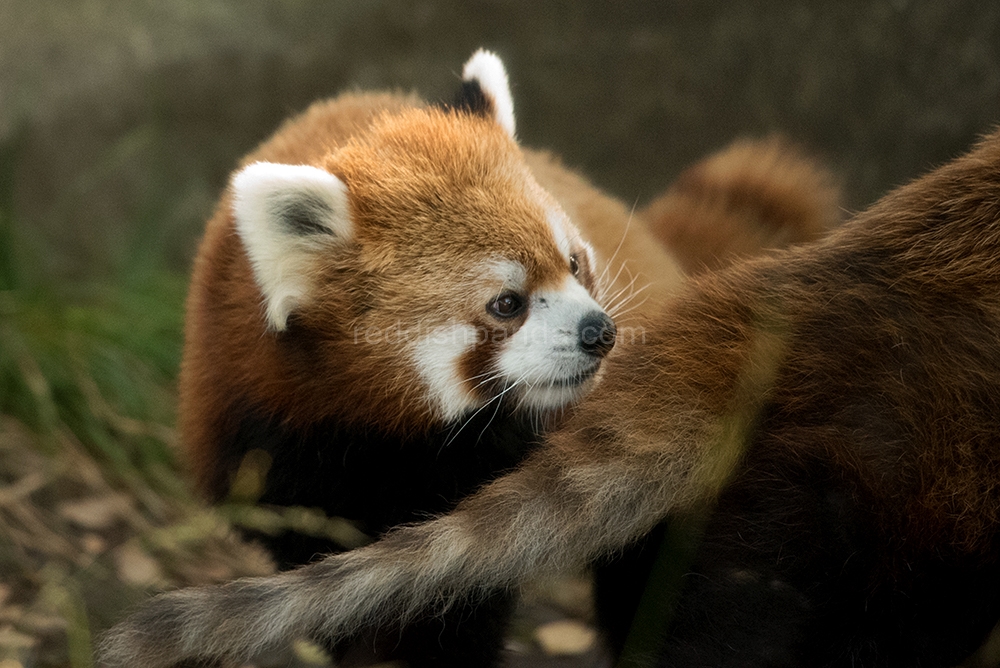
(230, 162, 353, 332)
(447, 49, 517, 140)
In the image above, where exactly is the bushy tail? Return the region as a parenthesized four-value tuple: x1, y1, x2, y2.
(96, 443, 684, 668)
(642, 136, 842, 274)
(96, 300, 786, 668)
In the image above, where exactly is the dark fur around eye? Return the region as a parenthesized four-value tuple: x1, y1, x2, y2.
(488, 292, 526, 319)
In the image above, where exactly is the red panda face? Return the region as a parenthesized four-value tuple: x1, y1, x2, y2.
(229, 55, 616, 430)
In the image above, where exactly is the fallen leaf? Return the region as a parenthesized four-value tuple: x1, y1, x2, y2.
(534, 619, 597, 656)
(79, 533, 106, 555)
(57, 494, 131, 530)
(113, 542, 164, 587)
(0, 624, 37, 650)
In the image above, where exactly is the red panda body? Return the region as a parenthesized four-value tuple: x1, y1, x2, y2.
(181, 80, 692, 507)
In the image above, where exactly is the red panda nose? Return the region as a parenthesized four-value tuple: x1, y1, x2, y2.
(578, 311, 617, 358)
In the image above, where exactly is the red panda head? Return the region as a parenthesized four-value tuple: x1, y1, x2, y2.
(228, 51, 616, 431)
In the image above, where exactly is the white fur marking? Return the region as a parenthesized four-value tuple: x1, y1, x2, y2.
(548, 209, 598, 289)
(498, 276, 607, 411)
(412, 323, 479, 423)
(462, 49, 516, 139)
(546, 208, 573, 260)
(231, 162, 352, 331)
(487, 258, 528, 293)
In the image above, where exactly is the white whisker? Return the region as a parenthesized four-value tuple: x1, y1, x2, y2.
(606, 280, 650, 318)
(601, 269, 641, 312)
(470, 371, 505, 392)
(441, 370, 529, 451)
(598, 259, 632, 306)
(596, 198, 638, 295)
(476, 372, 531, 443)
(608, 295, 650, 321)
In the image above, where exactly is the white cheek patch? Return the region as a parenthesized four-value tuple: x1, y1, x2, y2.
(412, 323, 480, 423)
(497, 276, 608, 412)
(410, 260, 528, 425)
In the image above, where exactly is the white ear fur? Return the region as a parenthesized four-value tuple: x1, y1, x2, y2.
(462, 49, 516, 139)
(231, 162, 353, 331)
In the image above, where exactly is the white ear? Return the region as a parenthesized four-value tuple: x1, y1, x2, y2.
(462, 49, 516, 139)
(231, 162, 353, 331)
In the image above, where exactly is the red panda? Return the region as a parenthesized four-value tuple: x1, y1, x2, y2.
(102, 127, 1000, 668)
(178, 49, 630, 667)
(173, 47, 842, 668)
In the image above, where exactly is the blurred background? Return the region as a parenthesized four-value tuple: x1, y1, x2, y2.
(5, 1, 1000, 284)
(2, 1, 1000, 666)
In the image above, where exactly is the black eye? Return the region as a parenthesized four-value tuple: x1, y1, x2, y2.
(569, 254, 580, 276)
(487, 292, 525, 319)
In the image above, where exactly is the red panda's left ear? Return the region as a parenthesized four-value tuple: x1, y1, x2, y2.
(230, 162, 354, 332)
(452, 49, 517, 140)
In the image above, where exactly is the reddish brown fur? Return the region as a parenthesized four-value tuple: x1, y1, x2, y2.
(180, 93, 843, 499)
(327, 108, 570, 291)
(643, 136, 843, 274)
(523, 149, 686, 308)
(568, 129, 1000, 552)
(180, 92, 687, 499)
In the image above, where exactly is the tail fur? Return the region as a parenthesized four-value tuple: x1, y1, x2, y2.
(642, 136, 842, 274)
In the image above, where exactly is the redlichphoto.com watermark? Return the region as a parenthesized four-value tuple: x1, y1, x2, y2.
(351, 322, 644, 346)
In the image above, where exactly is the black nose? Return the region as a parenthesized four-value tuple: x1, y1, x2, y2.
(578, 311, 617, 358)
